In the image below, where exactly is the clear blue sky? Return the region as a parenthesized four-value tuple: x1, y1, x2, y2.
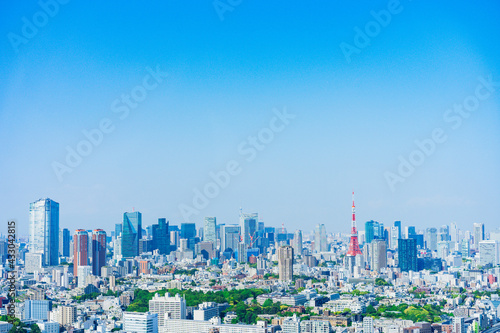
(1, 1, 499, 237)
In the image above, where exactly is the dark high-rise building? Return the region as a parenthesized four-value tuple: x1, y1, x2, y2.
(0, 240, 7, 264)
(115, 223, 122, 238)
(365, 220, 384, 244)
(394, 221, 402, 239)
(152, 218, 170, 255)
(92, 229, 106, 276)
(365, 221, 375, 244)
(240, 213, 258, 248)
(409, 233, 424, 248)
(73, 229, 89, 276)
(60, 228, 70, 257)
(398, 238, 417, 272)
(122, 212, 142, 258)
(180, 223, 196, 239)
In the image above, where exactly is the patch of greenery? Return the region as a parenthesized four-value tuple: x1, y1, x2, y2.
(375, 278, 392, 286)
(366, 303, 445, 323)
(127, 288, 268, 314)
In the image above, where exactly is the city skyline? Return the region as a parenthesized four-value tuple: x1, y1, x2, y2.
(4, 195, 498, 238)
(1, 1, 499, 236)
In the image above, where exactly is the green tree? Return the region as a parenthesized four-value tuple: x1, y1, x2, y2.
(30, 324, 42, 333)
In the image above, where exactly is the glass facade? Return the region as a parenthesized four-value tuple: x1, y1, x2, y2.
(240, 213, 257, 247)
(122, 212, 142, 258)
(152, 218, 170, 255)
(29, 198, 59, 266)
(59, 228, 70, 257)
(398, 238, 417, 272)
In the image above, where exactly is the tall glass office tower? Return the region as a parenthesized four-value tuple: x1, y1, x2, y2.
(122, 212, 142, 258)
(29, 198, 59, 266)
(221, 225, 240, 252)
(59, 228, 70, 257)
(153, 218, 170, 255)
(240, 213, 258, 248)
(398, 238, 417, 272)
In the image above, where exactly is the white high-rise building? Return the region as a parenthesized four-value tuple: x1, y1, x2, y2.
(149, 293, 186, 328)
(474, 223, 485, 249)
(390, 226, 399, 250)
(479, 240, 499, 266)
(369, 239, 387, 272)
(293, 230, 303, 256)
(314, 224, 327, 252)
(363, 317, 374, 333)
(77, 266, 92, 288)
(281, 314, 300, 333)
(29, 198, 59, 266)
(123, 312, 158, 333)
(454, 317, 465, 333)
(203, 217, 217, 244)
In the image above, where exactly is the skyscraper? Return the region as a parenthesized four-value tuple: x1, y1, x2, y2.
(115, 223, 122, 238)
(221, 225, 240, 253)
(29, 198, 59, 266)
(314, 224, 327, 253)
(240, 213, 258, 248)
(461, 239, 470, 258)
(365, 220, 375, 244)
(92, 229, 106, 276)
(478, 240, 499, 267)
(152, 218, 170, 255)
(437, 241, 450, 259)
(122, 212, 142, 258)
(394, 221, 402, 238)
(59, 228, 70, 257)
(278, 245, 294, 282)
(180, 223, 196, 239)
(474, 223, 485, 249)
(293, 230, 303, 255)
(203, 217, 217, 244)
(390, 226, 399, 250)
(425, 228, 438, 252)
(450, 222, 459, 243)
(369, 239, 387, 272)
(398, 238, 417, 272)
(73, 229, 89, 277)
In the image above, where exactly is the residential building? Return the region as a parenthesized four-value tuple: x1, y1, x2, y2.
(278, 245, 294, 282)
(149, 293, 186, 328)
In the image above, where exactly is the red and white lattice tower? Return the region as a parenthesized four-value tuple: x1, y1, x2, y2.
(347, 191, 363, 256)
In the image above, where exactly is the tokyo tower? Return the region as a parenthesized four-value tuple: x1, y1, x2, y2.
(347, 191, 363, 256)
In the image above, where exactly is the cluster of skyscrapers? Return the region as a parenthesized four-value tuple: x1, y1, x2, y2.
(19, 197, 498, 287)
